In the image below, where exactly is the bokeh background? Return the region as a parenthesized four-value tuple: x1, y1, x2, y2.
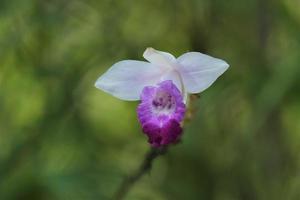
(1, 0, 300, 199)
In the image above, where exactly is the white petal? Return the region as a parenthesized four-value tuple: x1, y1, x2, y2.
(95, 60, 163, 100)
(159, 69, 188, 103)
(160, 70, 183, 92)
(176, 52, 229, 93)
(143, 47, 176, 67)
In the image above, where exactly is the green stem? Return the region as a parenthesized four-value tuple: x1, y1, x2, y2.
(113, 147, 167, 200)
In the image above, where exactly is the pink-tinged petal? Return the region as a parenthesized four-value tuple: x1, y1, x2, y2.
(160, 69, 184, 95)
(176, 52, 229, 93)
(95, 60, 163, 101)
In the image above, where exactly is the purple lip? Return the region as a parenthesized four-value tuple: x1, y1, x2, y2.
(137, 80, 186, 147)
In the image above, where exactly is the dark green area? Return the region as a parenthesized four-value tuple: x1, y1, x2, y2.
(1, 0, 300, 199)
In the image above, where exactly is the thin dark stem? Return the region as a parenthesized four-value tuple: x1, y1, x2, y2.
(113, 147, 168, 200)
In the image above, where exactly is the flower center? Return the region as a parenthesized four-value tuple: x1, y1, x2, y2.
(151, 91, 176, 116)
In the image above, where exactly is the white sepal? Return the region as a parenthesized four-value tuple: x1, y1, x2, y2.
(95, 60, 163, 100)
(143, 47, 176, 68)
(176, 52, 229, 93)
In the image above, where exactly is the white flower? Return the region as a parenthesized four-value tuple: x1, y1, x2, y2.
(95, 47, 229, 101)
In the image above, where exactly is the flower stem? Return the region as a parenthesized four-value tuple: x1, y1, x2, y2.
(113, 147, 168, 200)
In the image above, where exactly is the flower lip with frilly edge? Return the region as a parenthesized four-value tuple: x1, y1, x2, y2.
(137, 80, 185, 147)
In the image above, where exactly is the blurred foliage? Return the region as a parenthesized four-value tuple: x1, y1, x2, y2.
(1, 0, 300, 199)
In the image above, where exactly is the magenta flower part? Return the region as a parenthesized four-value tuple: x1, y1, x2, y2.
(137, 80, 186, 147)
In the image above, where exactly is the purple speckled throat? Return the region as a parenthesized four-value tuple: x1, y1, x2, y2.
(137, 80, 186, 147)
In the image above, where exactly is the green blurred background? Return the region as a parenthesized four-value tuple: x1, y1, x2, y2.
(1, 0, 300, 199)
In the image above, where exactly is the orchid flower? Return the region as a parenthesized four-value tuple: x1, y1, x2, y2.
(95, 48, 229, 147)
